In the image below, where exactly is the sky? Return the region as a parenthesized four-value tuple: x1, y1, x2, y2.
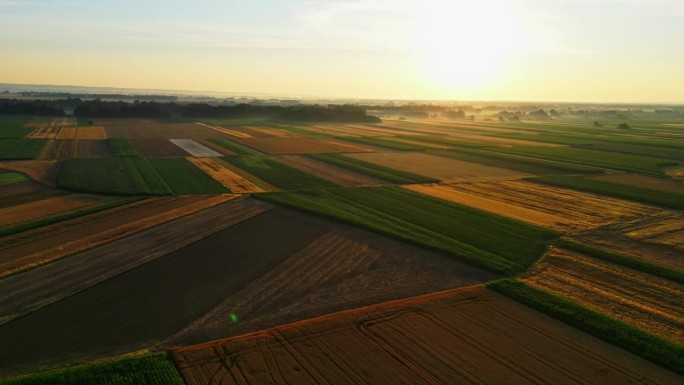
(1, 0, 683, 102)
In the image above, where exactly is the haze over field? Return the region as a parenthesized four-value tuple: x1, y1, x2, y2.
(1, 0, 683, 102)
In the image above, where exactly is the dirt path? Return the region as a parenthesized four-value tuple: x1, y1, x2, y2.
(173, 286, 682, 385)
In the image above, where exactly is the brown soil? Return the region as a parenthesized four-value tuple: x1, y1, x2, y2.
(230, 137, 373, 155)
(0, 193, 112, 229)
(194, 122, 254, 138)
(405, 180, 657, 233)
(54, 126, 107, 140)
(586, 173, 684, 194)
(186, 157, 264, 193)
(130, 139, 191, 157)
(524, 247, 684, 343)
(0, 160, 60, 185)
(574, 211, 684, 272)
(105, 123, 229, 139)
(39, 140, 78, 159)
(195, 138, 237, 156)
(239, 126, 298, 138)
(163, 225, 496, 347)
(350, 152, 530, 182)
(76, 140, 111, 158)
(0, 194, 237, 278)
(173, 286, 682, 385)
(305, 124, 394, 137)
(278, 155, 384, 186)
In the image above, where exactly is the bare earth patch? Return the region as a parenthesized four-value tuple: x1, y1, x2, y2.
(173, 286, 682, 385)
(278, 155, 384, 186)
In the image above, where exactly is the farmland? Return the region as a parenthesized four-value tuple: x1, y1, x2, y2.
(173, 286, 682, 385)
(1, 114, 684, 384)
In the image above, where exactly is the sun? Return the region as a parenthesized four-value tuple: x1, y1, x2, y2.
(412, 0, 522, 91)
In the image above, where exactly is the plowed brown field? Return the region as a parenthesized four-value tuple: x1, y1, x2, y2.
(0, 160, 60, 185)
(0, 197, 266, 326)
(194, 122, 254, 138)
(405, 181, 657, 233)
(231, 137, 372, 154)
(586, 173, 684, 194)
(106, 123, 228, 139)
(130, 139, 191, 157)
(186, 157, 264, 193)
(524, 247, 684, 343)
(39, 139, 110, 159)
(195, 139, 238, 156)
(164, 225, 494, 346)
(174, 286, 682, 385)
(0, 193, 112, 230)
(0, 194, 237, 278)
(278, 155, 384, 186)
(350, 152, 529, 182)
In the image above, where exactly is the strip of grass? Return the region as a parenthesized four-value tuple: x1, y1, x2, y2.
(0, 172, 29, 186)
(0, 352, 184, 385)
(528, 175, 684, 209)
(308, 153, 438, 184)
(338, 136, 427, 151)
(0, 117, 32, 138)
(428, 149, 601, 175)
(401, 135, 491, 148)
(76, 117, 92, 126)
(107, 138, 138, 156)
(256, 186, 556, 274)
(580, 142, 684, 161)
(0, 197, 138, 238)
(148, 158, 229, 195)
(0, 139, 48, 160)
(492, 146, 674, 176)
(556, 239, 684, 284)
(207, 138, 263, 156)
(57, 157, 171, 195)
(224, 156, 339, 190)
(487, 278, 684, 375)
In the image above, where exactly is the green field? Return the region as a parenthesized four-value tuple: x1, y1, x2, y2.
(57, 157, 171, 195)
(256, 186, 556, 274)
(492, 146, 675, 176)
(337, 136, 428, 151)
(528, 175, 684, 209)
(0, 353, 184, 385)
(308, 153, 438, 184)
(487, 279, 684, 375)
(427, 148, 601, 175)
(0, 172, 29, 186)
(207, 138, 263, 155)
(107, 138, 138, 156)
(0, 139, 47, 160)
(148, 158, 229, 195)
(0, 117, 32, 138)
(225, 156, 339, 190)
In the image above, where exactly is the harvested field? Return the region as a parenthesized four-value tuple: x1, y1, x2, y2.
(230, 137, 372, 155)
(574, 211, 684, 272)
(524, 247, 684, 344)
(54, 126, 107, 140)
(27, 126, 61, 139)
(194, 122, 254, 138)
(130, 139, 191, 157)
(664, 165, 684, 179)
(173, 286, 682, 385)
(164, 224, 496, 347)
(0, 160, 60, 185)
(586, 173, 684, 194)
(349, 152, 530, 182)
(186, 157, 264, 193)
(241, 126, 299, 138)
(39, 139, 111, 159)
(170, 139, 223, 157)
(0, 196, 259, 328)
(105, 123, 227, 139)
(0, 194, 236, 278)
(278, 155, 384, 186)
(405, 180, 658, 233)
(0, 206, 345, 377)
(0, 193, 112, 230)
(304, 124, 394, 137)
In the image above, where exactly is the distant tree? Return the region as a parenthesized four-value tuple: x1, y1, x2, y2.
(529, 109, 550, 119)
(593, 121, 602, 127)
(445, 110, 466, 119)
(549, 109, 560, 117)
(617, 123, 632, 130)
